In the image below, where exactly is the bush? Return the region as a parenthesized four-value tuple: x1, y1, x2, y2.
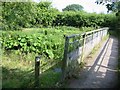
(53, 11, 116, 28)
(2, 2, 116, 31)
(2, 2, 59, 30)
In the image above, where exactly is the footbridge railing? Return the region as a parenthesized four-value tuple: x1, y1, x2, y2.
(62, 27, 109, 80)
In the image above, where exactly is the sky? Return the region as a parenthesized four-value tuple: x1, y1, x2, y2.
(34, 0, 108, 14)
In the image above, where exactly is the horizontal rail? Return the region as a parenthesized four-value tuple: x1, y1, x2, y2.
(69, 40, 79, 45)
(66, 34, 80, 38)
(85, 27, 109, 35)
(64, 27, 109, 39)
(62, 27, 109, 81)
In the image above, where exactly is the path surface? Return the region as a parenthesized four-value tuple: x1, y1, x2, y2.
(67, 36, 118, 88)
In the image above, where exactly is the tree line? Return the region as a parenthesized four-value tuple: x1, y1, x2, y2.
(1, 1, 119, 31)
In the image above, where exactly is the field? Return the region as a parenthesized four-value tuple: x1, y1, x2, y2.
(1, 26, 95, 88)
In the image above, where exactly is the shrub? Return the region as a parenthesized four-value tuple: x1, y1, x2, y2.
(53, 11, 116, 28)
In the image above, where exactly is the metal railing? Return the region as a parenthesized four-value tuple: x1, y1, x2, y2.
(62, 27, 109, 80)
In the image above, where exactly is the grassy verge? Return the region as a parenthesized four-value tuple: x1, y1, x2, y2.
(2, 53, 62, 88)
(89, 34, 109, 56)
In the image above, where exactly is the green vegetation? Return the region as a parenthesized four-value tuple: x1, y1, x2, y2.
(1, 1, 58, 30)
(2, 54, 62, 88)
(2, 26, 95, 88)
(54, 11, 116, 28)
(62, 4, 84, 11)
(96, 0, 120, 13)
(1, 1, 119, 88)
(1, 1, 116, 30)
(1, 26, 93, 60)
(90, 34, 109, 56)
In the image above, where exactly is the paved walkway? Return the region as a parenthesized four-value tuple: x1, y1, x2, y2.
(67, 36, 118, 88)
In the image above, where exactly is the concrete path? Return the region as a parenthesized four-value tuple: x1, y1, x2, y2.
(67, 36, 118, 88)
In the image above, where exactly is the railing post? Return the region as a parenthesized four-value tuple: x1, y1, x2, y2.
(101, 29, 103, 40)
(35, 56, 40, 88)
(62, 36, 69, 81)
(81, 33, 86, 63)
(92, 31, 94, 47)
(100, 30, 102, 41)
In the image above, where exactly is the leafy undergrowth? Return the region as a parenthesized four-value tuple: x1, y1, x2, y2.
(2, 58, 34, 88)
(1, 26, 97, 88)
(2, 53, 62, 88)
(1, 26, 95, 60)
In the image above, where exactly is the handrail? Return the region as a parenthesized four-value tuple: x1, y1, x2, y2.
(64, 27, 109, 39)
(62, 27, 109, 81)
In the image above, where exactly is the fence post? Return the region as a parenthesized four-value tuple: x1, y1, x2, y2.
(35, 56, 40, 88)
(62, 36, 69, 81)
(101, 29, 103, 39)
(81, 33, 86, 63)
(100, 30, 102, 41)
(92, 31, 94, 48)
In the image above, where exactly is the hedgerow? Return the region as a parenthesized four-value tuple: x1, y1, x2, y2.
(2, 2, 116, 31)
(53, 11, 116, 28)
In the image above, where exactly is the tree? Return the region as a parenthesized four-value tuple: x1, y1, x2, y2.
(62, 4, 84, 11)
(2, 1, 59, 30)
(36, 1, 59, 27)
(95, 0, 120, 23)
(95, 0, 120, 13)
(2, 2, 37, 30)
(95, 0, 120, 33)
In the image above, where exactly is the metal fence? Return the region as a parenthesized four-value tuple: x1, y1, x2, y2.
(62, 27, 109, 80)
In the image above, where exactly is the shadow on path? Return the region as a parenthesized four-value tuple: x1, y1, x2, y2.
(67, 36, 118, 88)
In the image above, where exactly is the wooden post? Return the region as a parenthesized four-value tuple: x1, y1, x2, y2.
(81, 33, 86, 63)
(62, 36, 69, 81)
(73, 37, 76, 50)
(35, 56, 40, 88)
(92, 32, 94, 48)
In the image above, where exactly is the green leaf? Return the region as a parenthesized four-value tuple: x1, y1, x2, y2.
(14, 42, 18, 46)
(46, 49, 54, 59)
(33, 43, 37, 46)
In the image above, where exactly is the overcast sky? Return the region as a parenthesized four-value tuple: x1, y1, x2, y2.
(34, 0, 108, 13)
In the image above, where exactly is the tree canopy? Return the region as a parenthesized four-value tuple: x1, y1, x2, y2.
(62, 4, 84, 11)
(95, 0, 120, 13)
(1, 1, 58, 30)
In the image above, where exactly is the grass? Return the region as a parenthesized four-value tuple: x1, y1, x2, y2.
(1, 26, 97, 88)
(1, 26, 95, 37)
(2, 60, 34, 88)
(2, 54, 62, 88)
(89, 34, 109, 56)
